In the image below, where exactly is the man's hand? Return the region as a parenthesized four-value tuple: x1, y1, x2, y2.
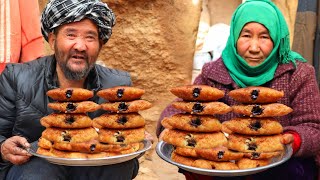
(281, 133, 294, 145)
(1, 136, 31, 165)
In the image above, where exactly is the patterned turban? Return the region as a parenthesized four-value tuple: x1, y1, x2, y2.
(41, 0, 115, 44)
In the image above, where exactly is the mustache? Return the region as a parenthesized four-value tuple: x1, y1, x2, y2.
(68, 50, 88, 60)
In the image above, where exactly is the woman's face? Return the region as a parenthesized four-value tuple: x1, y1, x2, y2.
(236, 22, 274, 66)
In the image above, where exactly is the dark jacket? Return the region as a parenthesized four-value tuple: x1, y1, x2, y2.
(157, 58, 320, 159)
(0, 55, 132, 173)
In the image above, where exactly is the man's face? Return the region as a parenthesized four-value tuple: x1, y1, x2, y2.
(49, 19, 101, 80)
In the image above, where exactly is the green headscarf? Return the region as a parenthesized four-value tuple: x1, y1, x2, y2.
(221, 0, 306, 87)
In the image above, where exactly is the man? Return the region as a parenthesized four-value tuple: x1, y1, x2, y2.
(0, 0, 139, 179)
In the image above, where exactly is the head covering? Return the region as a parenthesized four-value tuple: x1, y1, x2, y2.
(221, 0, 306, 88)
(41, 0, 115, 44)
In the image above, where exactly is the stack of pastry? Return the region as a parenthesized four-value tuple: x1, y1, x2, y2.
(37, 88, 108, 158)
(161, 85, 241, 170)
(93, 86, 152, 155)
(222, 86, 293, 169)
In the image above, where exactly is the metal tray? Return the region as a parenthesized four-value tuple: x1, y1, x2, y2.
(28, 140, 152, 166)
(156, 141, 292, 177)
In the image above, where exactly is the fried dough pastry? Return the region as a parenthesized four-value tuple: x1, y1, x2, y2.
(170, 85, 225, 102)
(41, 127, 98, 143)
(237, 158, 270, 169)
(93, 113, 145, 129)
(98, 127, 145, 144)
(47, 88, 94, 102)
(244, 151, 283, 160)
(38, 147, 111, 158)
(171, 152, 239, 170)
(195, 146, 244, 161)
(171, 101, 232, 115)
(100, 100, 152, 113)
(48, 101, 101, 113)
(221, 117, 283, 135)
(162, 129, 227, 148)
(232, 103, 293, 117)
(161, 114, 221, 132)
(228, 86, 284, 104)
(97, 86, 145, 102)
(40, 113, 92, 128)
(227, 134, 285, 152)
(38, 138, 140, 153)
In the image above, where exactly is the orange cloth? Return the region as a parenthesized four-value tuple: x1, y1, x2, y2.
(0, 0, 44, 73)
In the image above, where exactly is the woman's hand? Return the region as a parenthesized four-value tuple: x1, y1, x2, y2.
(1, 136, 32, 165)
(281, 133, 294, 145)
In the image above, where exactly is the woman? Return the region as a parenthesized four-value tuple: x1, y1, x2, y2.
(156, 0, 320, 179)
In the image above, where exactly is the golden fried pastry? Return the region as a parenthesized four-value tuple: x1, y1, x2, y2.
(93, 113, 145, 129)
(37, 147, 54, 156)
(227, 134, 285, 152)
(228, 86, 284, 104)
(171, 152, 239, 170)
(162, 129, 227, 149)
(221, 117, 283, 135)
(171, 101, 232, 115)
(174, 147, 198, 158)
(38, 137, 52, 149)
(98, 127, 145, 144)
(97, 86, 145, 102)
(48, 101, 101, 113)
(41, 127, 98, 143)
(170, 85, 225, 102)
(47, 88, 94, 102)
(49, 148, 110, 158)
(100, 100, 152, 113)
(40, 113, 92, 128)
(195, 146, 244, 161)
(38, 138, 140, 153)
(244, 151, 283, 160)
(232, 103, 293, 117)
(161, 114, 221, 132)
(237, 158, 270, 169)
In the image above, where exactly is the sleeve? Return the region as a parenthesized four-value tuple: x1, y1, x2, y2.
(284, 63, 320, 157)
(19, 0, 44, 62)
(0, 66, 18, 166)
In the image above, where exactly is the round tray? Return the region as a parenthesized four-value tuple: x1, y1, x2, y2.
(28, 140, 152, 166)
(156, 141, 292, 177)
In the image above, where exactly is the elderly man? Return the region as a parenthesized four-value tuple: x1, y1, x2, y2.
(0, 0, 139, 179)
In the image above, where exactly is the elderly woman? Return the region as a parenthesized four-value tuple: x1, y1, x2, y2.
(157, 0, 320, 179)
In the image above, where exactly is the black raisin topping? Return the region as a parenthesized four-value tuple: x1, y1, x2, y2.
(192, 87, 201, 98)
(62, 131, 71, 142)
(116, 135, 125, 142)
(189, 117, 202, 127)
(66, 102, 76, 112)
(252, 152, 260, 159)
(187, 138, 196, 147)
(251, 89, 260, 100)
(192, 102, 204, 113)
(90, 144, 96, 152)
(251, 104, 263, 116)
(249, 120, 262, 131)
(217, 151, 225, 159)
(118, 102, 128, 112)
(117, 88, 125, 98)
(247, 143, 257, 151)
(117, 116, 128, 125)
(65, 89, 73, 99)
(65, 116, 75, 125)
